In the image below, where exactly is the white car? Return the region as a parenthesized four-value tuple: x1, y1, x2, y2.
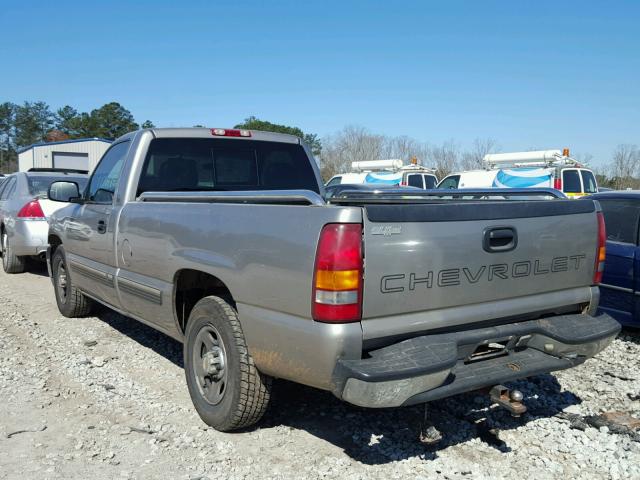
(0, 169, 88, 273)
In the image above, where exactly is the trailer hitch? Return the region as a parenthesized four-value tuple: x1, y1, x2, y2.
(418, 404, 443, 445)
(489, 385, 527, 417)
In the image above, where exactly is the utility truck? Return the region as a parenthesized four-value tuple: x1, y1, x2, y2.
(438, 149, 598, 197)
(327, 158, 438, 189)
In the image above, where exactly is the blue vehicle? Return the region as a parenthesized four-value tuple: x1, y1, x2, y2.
(589, 191, 640, 327)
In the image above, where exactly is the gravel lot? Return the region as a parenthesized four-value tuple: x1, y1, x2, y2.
(0, 264, 639, 480)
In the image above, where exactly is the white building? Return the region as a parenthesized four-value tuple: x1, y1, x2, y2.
(17, 138, 112, 173)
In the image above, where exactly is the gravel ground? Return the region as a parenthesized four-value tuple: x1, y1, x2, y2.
(0, 264, 639, 480)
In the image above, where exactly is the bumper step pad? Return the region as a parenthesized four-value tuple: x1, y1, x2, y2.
(333, 313, 620, 407)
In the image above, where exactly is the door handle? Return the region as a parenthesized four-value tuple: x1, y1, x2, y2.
(97, 220, 107, 234)
(483, 226, 517, 253)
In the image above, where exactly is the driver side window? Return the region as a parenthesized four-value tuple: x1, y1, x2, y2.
(87, 141, 130, 204)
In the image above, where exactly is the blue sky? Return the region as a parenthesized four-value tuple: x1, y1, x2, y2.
(1, 1, 638, 165)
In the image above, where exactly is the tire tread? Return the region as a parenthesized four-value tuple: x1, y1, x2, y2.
(52, 247, 93, 317)
(186, 296, 271, 431)
(2, 234, 26, 274)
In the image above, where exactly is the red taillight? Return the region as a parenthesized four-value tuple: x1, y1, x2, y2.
(553, 176, 562, 191)
(211, 128, 251, 137)
(312, 223, 363, 323)
(400, 181, 407, 186)
(17, 199, 45, 219)
(594, 211, 606, 284)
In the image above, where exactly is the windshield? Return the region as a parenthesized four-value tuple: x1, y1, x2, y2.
(438, 175, 460, 189)
(28, 175, 88, 197)
(326, 176, 342, 186)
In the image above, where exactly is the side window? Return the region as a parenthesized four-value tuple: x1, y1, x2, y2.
(562, 170, 582, 193)
(0, 177, 16, 200)
(87, 141, 130, 204)
(407, 174, 424, 188)
(326, 176, 342, 187)
(599, 199, 640, 244)
(438, 175, 460, 189)
(423, 175, 437, 189)
(581, 170, 598, 194)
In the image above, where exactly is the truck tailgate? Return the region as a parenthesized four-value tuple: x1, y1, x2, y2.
(361, 199, 598, 328)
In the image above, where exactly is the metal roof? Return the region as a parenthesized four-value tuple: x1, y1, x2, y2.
(17, 137, 112, 154)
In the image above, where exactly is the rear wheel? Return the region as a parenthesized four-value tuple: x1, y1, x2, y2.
(1, 232, 26, 274)
(52, 246, 93, 317)
(184, 295, 272, 431)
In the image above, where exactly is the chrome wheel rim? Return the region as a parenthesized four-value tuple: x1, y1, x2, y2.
(193, 324, 228, 405)
(56, 262, 68, 304)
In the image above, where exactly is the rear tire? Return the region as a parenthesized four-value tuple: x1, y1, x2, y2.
(52, 246, 93, 317)
(2, 232, 26, 274)
(184, 295, 272, 431)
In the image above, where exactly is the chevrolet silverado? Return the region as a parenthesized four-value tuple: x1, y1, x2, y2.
(46, 128, 620, 432)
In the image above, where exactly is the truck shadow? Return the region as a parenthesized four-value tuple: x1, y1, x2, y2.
(95, 307, 184, 368)
(91, 308, 582, 465)
(261, 375, 581, 465)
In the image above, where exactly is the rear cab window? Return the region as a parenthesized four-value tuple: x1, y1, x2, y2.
(562, 169, 582, 193)
(137, 138, 320, 195)
(598, 199, 640, 244)
(407, 174, 424, 188)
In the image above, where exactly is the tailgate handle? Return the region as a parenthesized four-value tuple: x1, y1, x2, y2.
(483, 227, 517, 253)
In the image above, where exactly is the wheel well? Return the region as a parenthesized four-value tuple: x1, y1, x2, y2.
(48, 234, 62, 258)
(174, 269, 233, 333)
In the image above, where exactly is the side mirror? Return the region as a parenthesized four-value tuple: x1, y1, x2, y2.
(48, 181, 81, 203)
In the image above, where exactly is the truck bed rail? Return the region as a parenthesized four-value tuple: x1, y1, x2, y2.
(138, 189, 326, 206)
(329, 187, 566, 204)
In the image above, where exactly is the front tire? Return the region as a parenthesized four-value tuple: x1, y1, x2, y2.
(2, 232, 26, 274)
(51, 246, 93, 317)
(184, 296, 272, 431)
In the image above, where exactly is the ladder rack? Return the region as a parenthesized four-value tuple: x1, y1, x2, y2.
(483, 150, 582, 169)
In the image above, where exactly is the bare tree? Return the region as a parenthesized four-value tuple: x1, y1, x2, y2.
(460, 138, 498, 170)
(429, 140, 460, 178)
(380, 135, 423, 162)
(573, 152, 594, 165)
(611, 144, 640, 190)
(320, 126, 385, 180)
